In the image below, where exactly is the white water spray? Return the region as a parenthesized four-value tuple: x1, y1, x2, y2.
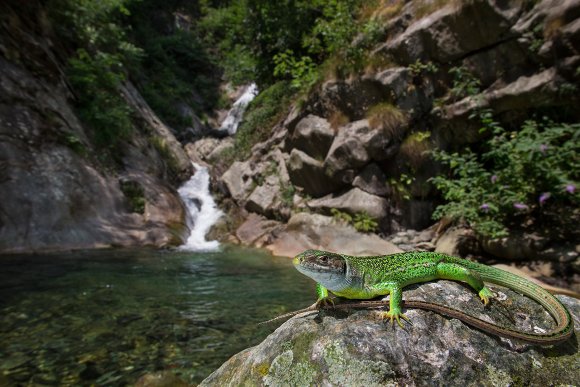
(178, 163, 223, 251)
(219, 83, 258, 135)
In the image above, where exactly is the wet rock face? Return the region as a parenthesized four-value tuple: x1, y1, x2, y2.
(0, 1, 190, 252)
(201, 285, 580, 386)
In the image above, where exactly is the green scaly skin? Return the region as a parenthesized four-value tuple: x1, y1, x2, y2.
(293, 249, 574, 345)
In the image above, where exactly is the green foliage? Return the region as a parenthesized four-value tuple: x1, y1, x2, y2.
(331, 208, 353, 224)
(353, 212, 379, 233)
(68, 49, 134, 149)
(431, 120, 580, 238)
(225, 81, 295, 162)
(388, 174, 414, 201)
(198, 2, 255, 85)
(49, 0, 141, 154)
(281, 184, 296, 207)
(331, 209, 378, 233)
(408, 60, 439, 77)
(273, 50, 319, 90)
(449, 66, 481, 101)
(128, 1, 222, 129)
(120, 180, 146, 214)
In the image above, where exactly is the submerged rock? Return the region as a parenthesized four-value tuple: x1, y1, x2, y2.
(201, 284, 580, 386)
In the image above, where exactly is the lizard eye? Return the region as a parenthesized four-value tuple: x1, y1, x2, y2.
(319, 255, 329, 263)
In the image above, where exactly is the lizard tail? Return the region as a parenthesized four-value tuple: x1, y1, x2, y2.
(457, 259, 574, 344)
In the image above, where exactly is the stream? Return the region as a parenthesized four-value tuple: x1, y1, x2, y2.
(0, 247, 313, 385)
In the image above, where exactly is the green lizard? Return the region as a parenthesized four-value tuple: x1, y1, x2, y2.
(293, 249, 574, 345)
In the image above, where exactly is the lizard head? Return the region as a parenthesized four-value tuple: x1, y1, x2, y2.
(293, 249, 348, 289)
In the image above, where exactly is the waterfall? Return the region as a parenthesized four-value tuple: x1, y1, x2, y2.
(219, 83, 258, 135)
(178, 163, 223, 251)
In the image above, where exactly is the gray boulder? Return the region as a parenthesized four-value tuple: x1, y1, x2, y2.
(220, 161, 254, 202)
(287, 149, 340, 197)
(201, 285, 580, 386)
(352, 163, 389, 196)
(381, 0, 524, 64)
(235, 213, 282, 247)
(324, 120, 394, 182)
(245, 175, 283, 219)
(307, 188, 389, 220)
(265, 213, 401, 258)
(289, 115, 335, 160)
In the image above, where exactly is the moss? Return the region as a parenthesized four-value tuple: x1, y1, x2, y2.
(366, 102, 407, 139)
(399, 131, 432, 170)
(150, 136, 181, 180)
(323, 341, 396, 386)
(485, 365, 514, 387)
(262, 350, 316, 387)
(255, 362, 270, 377)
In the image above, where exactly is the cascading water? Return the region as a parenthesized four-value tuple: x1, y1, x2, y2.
(219, 83, 258, 135)
(178, 83, 258, 251)
(178, 163, 223, 251)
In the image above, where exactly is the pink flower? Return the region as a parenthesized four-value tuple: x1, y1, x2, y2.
(513, 203, 529, 210)
(480, 203, 490, 212)
(490, 175, 498, 184)
(538, 192, 550, 204)
(566, 184, 576, 194)
(539, 144, 548, 154)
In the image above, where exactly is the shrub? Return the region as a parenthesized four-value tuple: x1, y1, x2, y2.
(331, 209, 379, 233)
(431, 119, 580, 238)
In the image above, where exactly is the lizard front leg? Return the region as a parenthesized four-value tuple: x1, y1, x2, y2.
(315, 283, 334, 308)
(376, 285, 411, 328)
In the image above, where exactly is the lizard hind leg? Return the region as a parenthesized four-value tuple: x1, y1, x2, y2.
(436, 262, 494, 305)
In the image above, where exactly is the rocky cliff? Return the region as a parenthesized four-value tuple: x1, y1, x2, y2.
(211, 0, 579, 260)
(0, 1, 193, 253)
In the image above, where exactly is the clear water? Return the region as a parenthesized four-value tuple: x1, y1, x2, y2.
(0, 246, 314, 386)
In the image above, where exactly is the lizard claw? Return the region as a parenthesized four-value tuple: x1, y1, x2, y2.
(315, 297, 335, 309)
(479, 287, 494, 306)
(377, 310, 412, 328)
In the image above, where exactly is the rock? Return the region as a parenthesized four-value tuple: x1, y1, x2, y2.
(134, 372, 188, 387)
(235, 213, 282, 247)
(480, 232, 556, 261)
(287, 149, 340, 197)
(289, 115, 334, 160)
(310, 79, 387, 120)
(121, 82, 193, 181)
(245, 175, 283, 219)
(184, 137, 221, 163)
(307, 188, 389, 220)
(352, 163, 389, 196)
(201, 286, 580, 386)
(265, 213, 401, 258)
(220, 161, 254, 202)
(324, 122, 370, 180)
(399, 200, 435, 230)
(435, 227, 479, 257)
(206, 138, 234, 163)
(369, 67, 434, 119)
(382, 0, 524, 64)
